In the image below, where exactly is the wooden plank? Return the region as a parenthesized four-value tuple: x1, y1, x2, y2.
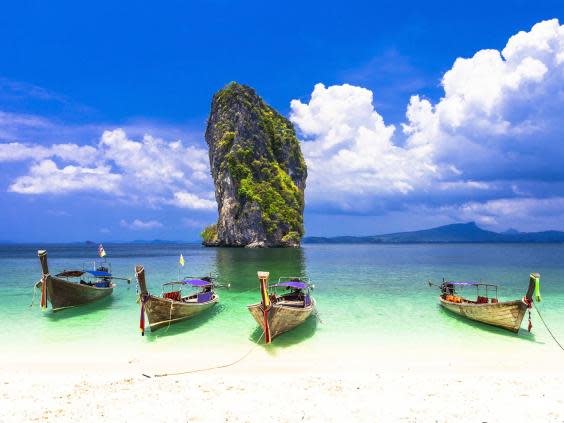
(440, 297, 527, 333)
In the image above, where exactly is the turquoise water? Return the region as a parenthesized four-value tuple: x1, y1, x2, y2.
(1, 243, 564, 353)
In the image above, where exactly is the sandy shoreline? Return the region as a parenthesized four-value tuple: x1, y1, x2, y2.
(2, 340, 563, 422)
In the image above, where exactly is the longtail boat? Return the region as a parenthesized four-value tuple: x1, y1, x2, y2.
(248, 272, 316, 344)
(136, 265, 222, 335)
(35, 250, 130, 312)
(433, 273, 541, 333)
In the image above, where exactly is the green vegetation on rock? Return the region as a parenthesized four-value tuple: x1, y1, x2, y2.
(200, 224, 219, 245)
(204, 82, 307, 247)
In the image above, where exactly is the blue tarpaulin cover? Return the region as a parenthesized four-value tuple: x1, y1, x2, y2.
(86, 270, 112, 277)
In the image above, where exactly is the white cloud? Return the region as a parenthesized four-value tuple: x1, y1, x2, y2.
(0, 142, 98, 165)
(4, 19, 564, 231)
(290, 83, 441, 211)
(120, 219, 163, 230)
(291, 19, 564, 228)
(403, 19, 564, 162)
(2, 128, 217, 211)
(171, 191, 216, 210)
(444, 197, 564, 230)
(9, 159, 121, 194)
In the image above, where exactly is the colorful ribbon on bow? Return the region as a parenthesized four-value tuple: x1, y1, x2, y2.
(40, 276, 48, 310)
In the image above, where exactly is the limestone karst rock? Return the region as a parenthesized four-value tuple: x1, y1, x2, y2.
(202, 82, 307, 247)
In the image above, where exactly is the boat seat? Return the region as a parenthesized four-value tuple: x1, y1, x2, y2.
(477, 296, 488, 304)
(164, 291, 182, 301)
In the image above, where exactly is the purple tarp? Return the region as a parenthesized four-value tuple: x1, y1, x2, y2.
(182, 279, 212, 287)
(271, 281, 308, 289)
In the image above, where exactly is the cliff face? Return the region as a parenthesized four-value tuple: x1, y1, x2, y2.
(202, 82, 307, 248)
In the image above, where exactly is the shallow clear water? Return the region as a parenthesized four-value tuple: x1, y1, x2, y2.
(1, 243, 563, 353)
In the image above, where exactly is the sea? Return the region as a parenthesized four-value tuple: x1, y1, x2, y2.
(1, 243, 564, 355)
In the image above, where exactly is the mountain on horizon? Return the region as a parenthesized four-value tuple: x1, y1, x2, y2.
(303, 222, 564, 244)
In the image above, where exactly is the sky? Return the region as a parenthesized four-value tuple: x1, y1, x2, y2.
(1, 0, 564, 241)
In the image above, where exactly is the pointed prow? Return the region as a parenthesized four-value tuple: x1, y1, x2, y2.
(525, 272, 541, 304)
(37, 250, 49, 310)
(136, 265, 148, 295)
(38, 250, 49, 275)
(258, 271, 270, 307)
(258, 271, 272, 344)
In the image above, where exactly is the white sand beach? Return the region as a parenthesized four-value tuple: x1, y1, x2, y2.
(2, 339, 563, 422)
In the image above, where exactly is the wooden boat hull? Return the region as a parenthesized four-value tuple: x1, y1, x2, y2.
(41, 276, 114, 311)
(439, 296, 528, 333)
(142, 294, 218, 331)
(247, 298, 316, 340)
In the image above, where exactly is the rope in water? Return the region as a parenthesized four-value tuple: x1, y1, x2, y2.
(29, 281, 40, 307)
(533, 302, 564, 352)
(313, 309, 323, 324)
(145, 331, 265, 378)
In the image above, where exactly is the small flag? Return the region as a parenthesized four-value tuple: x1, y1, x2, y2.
(179, 254, 185, 267)
(98, 244, 107, 258)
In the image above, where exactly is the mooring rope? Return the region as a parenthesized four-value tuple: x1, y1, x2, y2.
(533, 302, 564, 352)
(29, 281, 40, 307)
(164, 301, 174, 333)
(144, 332, 265, 378)
(313, 309, 323, 324)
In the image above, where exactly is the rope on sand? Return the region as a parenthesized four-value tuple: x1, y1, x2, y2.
(144, 332, 265, 378)
(533, 302, 564, 352)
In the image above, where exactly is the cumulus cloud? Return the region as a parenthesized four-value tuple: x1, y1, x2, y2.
(290, 83, 441, 210)
(3, 128, 216, 211)
(291, 19, 564, 228)
(442, 197, 564, 231)
(290, 83, 447, 212)
(403, 19, 564, 179)
(3, 19, 563, 231)
(0, 142, 98, 165)
(120, 219, 163, 230)
(100, 129, 208, 189)
(171, 191, 216, 210)
(9, 160, 121, 194)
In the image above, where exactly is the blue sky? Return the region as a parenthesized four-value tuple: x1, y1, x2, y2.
(1, 1, 564, 241)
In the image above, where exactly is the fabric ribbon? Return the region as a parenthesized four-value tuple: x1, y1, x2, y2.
(140, 295, 147, 336)
(40, 276, 47, 310)
(534, 276, 542, 302)
(263, 306, 271, 344)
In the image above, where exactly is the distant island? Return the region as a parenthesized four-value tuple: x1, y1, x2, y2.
(303, 222, 564, 244)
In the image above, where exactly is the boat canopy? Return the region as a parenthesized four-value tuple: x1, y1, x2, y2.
(446, 281, 498, 287)
(56, 269, 112, 278)
(271, 281, 309, 289)
(181, 279, 213, 287)
(87, 270, 112, 277)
